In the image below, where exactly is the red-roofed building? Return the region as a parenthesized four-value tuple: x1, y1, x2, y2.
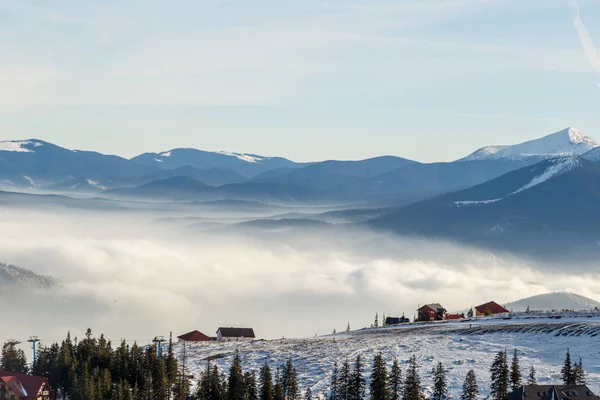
(0, 371, 54, 400)
(445, 313, 465, 320)
(177, 330, 212, 342)
(475, 301, 510, 316)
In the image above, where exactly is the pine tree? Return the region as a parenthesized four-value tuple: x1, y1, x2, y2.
(388, 357, 402, 400)
(340, 360, 352, 400)
(402, 355, 422, 400)
(348, 355, 366, 400)
(228, 350, 245, 400)
(259, 363, 274, 400)
(347, 322, 351, 333)
(432, 362, 448, 400)
(305, 388, 313, 400)
(460, 370, 478, 400)
(0, 341, 29, 373)
(573, 358, 586, 385)
(562, 349, 575, 385)
(328, 361, 340, 400)
(244, 371, 259, 400)
(283, 359, 300, 400)
(211, 365, 227, 400)
(527, 366, 537, 385)
(369, 353, 388, 400)
(490, 351, 509, 400)
(510, 349, 522, 392)
(273, 368, 285, 400)
(166, 333, 178, 399)
(374, 312, 379, 328)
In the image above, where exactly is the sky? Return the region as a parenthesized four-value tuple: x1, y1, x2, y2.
(1, 0, 600, 162)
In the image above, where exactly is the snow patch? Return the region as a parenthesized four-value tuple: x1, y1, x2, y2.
(454, 199, 502, 207)
(512, 157, 582, 194)
(218, 151, 266, 163)
(0, 140, 41, 153)
(153, 158, 164, 163)
(160, 151, 172, 157)
(21, 175, 37, 187)
(85, 179, 106, 190)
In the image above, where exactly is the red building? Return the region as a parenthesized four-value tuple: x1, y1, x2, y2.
(475, 301, 510, 316)
(417, 303, 447, 322)
(0, 371, 54, 400)
(445, 313, 465, 320)
(177, 330, 212, 342)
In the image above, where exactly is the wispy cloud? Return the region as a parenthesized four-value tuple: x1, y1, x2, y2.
(570, 0, 600, 87)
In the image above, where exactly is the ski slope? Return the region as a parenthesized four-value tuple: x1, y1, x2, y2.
(174, 314, 600, 399)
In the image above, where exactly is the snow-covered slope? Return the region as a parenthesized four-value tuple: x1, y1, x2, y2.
(582, 147, 600, 162)
(176, 316, 600, 399)
(506, 292, 600, 312)
(461, 128, 598, 162)
(453, 157, 583, 207)
(0, 262, 58, 288)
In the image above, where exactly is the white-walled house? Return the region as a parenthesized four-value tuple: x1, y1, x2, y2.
(216, 327, 256, 341)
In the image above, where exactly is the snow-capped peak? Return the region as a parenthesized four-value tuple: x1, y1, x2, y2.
(0, 139, 45, 153)
(460, 127, 599, 162)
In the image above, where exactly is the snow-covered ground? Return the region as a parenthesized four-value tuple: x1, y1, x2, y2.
(174, 314, 600, 399)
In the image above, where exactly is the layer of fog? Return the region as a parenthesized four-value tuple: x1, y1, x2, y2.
(1, 206, 600, 349)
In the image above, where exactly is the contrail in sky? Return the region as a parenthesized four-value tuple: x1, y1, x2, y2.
(570, 0, 600, 87)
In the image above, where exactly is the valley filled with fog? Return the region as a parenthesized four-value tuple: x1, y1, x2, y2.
(2, 198, 600, 345)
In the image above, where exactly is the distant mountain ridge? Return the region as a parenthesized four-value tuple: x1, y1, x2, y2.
(130, 148, 306, 177)
(1, 126, 598, 206)
(506, 292, 600, 311)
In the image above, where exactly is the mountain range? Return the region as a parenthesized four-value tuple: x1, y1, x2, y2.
(2, 126, 600, 258)
(2, 127, 595, 203)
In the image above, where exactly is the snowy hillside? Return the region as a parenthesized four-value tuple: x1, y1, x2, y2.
(461, 128, 598, 162)
(506, 292, 600, 312)
(0, 262, 58, 288)
(453, 157, 583, 207)
(582, 147, 600, 162)
(175, 316, 600, 399)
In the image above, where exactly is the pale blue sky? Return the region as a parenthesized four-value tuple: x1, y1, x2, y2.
(1, 0, 599, 162)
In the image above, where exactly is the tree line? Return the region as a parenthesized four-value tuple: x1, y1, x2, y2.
(1, 329, 185, 400)
(0, 331, 588, 400)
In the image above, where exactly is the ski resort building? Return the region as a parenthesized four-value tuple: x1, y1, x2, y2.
(0, 371, 54, 400)
(384, 316, 410, 326)
(445, 313, 465, 320)
(507, 385, 600, 400)
(216, 327, 256, 341)
(417, 304, 447, 322)
(177, 330, 212, 342)
(475, 301, 510, 316)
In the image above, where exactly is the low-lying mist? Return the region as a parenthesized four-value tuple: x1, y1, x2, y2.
(1, 205, 599, 348)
